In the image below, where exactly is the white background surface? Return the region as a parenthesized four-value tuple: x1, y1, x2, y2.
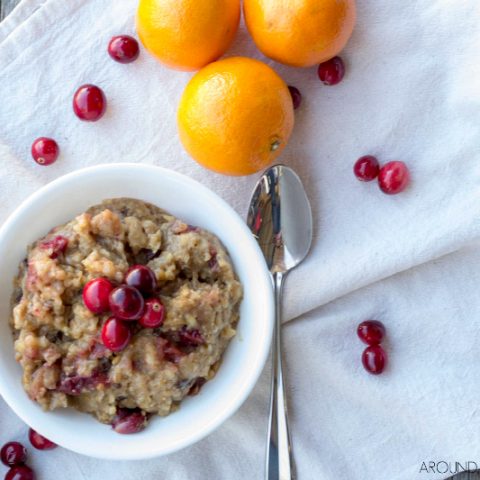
(1, 0, 480, 478)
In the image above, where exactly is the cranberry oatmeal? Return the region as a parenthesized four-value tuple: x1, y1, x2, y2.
(10, 198, 242, 433)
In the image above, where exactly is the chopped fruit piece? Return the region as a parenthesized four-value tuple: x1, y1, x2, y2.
(178, 327, 205, 346)
(39, 236, 68, 259)
(208, 249, 219, 271)
(111, 409, 146, 434)
(171, 221, 198, 234)
(155, 337, 185, 364)
(188, 377, 207, 396)
(57, 370, 109, 396)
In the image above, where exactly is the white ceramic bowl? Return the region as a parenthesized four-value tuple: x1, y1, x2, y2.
(0, 164, 273, 460)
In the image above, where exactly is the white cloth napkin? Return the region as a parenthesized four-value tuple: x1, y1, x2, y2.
(1, 0, 480, 479)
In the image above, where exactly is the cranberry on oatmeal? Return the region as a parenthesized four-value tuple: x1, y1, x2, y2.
(10, 198, 242, 433)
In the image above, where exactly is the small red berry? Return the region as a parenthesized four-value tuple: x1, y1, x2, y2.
(83, 278, 114, 314)
(125, 265, 157, 296)
(1, 442, 27, 467)
(108, 35, 140, 63)
(288, 86, 302, 110)
(357, 320, 385, 346)
(178, 327, 205, 346)
(318, 56, 345, 86)
(39, 235, 68, 259)
(109, 286, 145, 321)
(378, 161, 410, 195)
(5, 465, 35, 480)
(31, 138, 59, 166)
(139, 298, 165, 328)
(111, 409, 146, 434)
(362, 345, 387, 375)
(28, 429, 56, 450)
(188, 377, 207, 396)
(73, 84, 107, 121)
(354, 155, 380, 182)
(101, 317, 131, 352)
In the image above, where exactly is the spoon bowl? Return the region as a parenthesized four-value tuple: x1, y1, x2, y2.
(247, 165, 313, 273)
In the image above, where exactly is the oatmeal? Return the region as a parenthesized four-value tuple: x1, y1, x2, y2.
(10, 198, 242, 433)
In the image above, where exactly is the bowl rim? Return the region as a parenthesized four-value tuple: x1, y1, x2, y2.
(0, 163, 274, 459)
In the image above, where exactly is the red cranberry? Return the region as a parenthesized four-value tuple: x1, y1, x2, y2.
(1, 442, 27, 467)
(178, 327, 205, 346)
(362, 345, 387, 375)
(31, 138, 59, 166)
(378, 161, 410, 195)
(28, 429, 56, 450)
(73, 84, 107, 121)
(5, 465, 35, 480)
(111, 409, 146, 434)
(125, 265, 156, 296)
(156, 337, 185, 364)
(39, 235, 68, 259)
(207, 248, 219, 271)
(357, 320, 385, 346)
(108, 35, 140, 63)
(354, 155, 379, 182)
(318, 56, 345, 85)
(101, 317, 131, 352)
(83, 278, 114, 314)
(109, 286, 144, 320)
(139, 298, 165, 328)
(58, 369, 109, 396)
(90, 341, 109, 359)
(288, 86, 302, 110)
(172, 223, 199, 235)
(188, 377, 207, 396)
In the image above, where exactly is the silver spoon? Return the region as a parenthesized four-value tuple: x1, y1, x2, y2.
(247, 164, 313, 480)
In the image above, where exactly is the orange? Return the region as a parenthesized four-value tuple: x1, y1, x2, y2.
(177, 57, 294, 176)
(136, 0, 241, 71)
(243, 0, 356, 67)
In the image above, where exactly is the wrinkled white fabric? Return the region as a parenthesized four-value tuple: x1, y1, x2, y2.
(1, 0, 480, 478)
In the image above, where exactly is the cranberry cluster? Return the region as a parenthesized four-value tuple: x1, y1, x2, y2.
(357, 320, 388, 375)
(354, 155, 410, 195)
(31, 35, 140, 167)
(0, 429, 56, 480)
(83, 265, 165, 352)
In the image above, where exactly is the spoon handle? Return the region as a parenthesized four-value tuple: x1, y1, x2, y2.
(266, 272, 296, 480)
